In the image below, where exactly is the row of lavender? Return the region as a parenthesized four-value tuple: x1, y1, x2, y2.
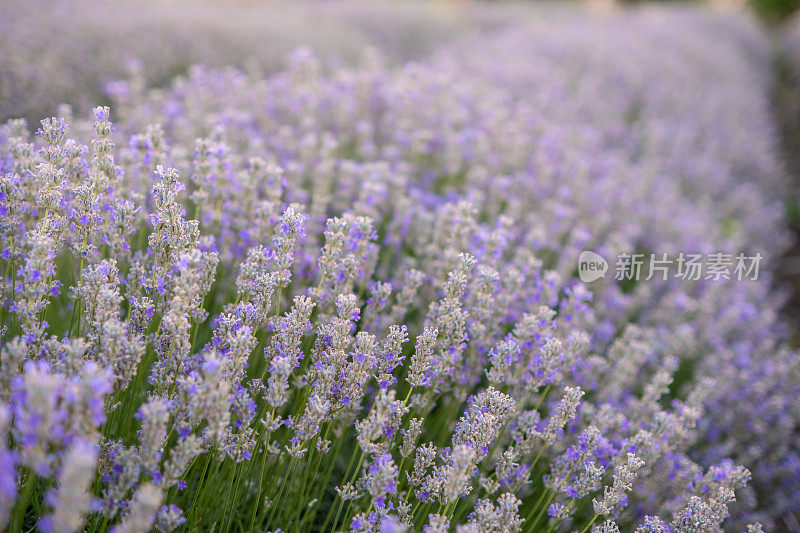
(0, 5, 797, 532)
(0, 0, 544, 125)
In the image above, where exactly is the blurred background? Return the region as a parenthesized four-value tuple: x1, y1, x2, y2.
(1, 0, 798, 125)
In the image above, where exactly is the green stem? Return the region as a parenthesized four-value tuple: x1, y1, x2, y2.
(529, 467, 572, 529)
(220, 461, 241, 531)
(264, 456, 298, 528)
(185, 455, 212, 530)
(302, 424, 346, 528)
(321, 443, 360, 531)
(579, 513, 600, 533)
(338, 451, 366, 529)
(9, 469, 35, 531)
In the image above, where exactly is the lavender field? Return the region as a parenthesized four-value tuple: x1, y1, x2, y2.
(1, 1, 799, 532)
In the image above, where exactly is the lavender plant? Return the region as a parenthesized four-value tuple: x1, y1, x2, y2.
(0, 3, 797, 532)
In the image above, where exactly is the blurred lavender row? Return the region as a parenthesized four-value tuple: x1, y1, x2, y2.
(0, 0, 555, 124)
(0, 1, 798, 532)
